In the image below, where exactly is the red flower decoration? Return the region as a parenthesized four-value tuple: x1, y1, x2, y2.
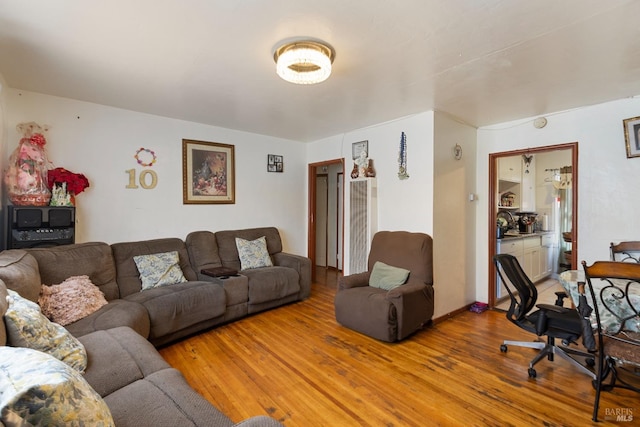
(47, 167, 90, 195)
(29, 133, 47, 147)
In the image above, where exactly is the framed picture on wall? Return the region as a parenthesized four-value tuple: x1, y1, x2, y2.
(352, 140, 368, 160)
(182, 139, 235, 204)
(267, 154, 283, 172)
(623, 115, 640, 158)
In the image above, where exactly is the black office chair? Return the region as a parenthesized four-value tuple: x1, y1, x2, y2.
(494, 254, 595, 378)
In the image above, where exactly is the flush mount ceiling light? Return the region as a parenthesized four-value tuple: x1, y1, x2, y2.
(273, 40, 335, 85)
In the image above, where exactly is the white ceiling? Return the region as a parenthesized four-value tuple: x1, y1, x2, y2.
(1, 1, 640, 142)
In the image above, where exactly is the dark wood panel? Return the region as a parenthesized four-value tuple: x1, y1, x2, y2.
(159, 272, 636, 426)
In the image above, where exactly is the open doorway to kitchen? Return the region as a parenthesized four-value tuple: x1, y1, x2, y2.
(308, 159, 344, 284)
(488, 142, 578, 308)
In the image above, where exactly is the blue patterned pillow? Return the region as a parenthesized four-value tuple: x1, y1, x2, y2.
(0, 347, 114, 426)
(4, 290, 88, 373)
(133, 251, 187, 290)
(235, 236, 273, 270)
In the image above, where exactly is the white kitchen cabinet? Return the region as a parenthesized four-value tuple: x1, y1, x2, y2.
(498, 156, 522, 183)
(540, 234, 555, 278)
(520, 157, 536, 211)
(496, 239, 523, 298)
(523, 236, 542, 281)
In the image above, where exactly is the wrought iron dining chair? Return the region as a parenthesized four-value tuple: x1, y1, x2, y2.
(494, 254, 595, 379)
(582, 261, 640, 422)
(610, 241, 640, 263)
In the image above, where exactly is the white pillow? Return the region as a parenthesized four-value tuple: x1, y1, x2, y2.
(133, 251, 187, 290)
(235, 236, 273, 270)
(4, 289, 88, 373)
(0, 347, 114, 426)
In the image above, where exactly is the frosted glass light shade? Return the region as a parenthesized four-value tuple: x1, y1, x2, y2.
(274, 41, 334, 85)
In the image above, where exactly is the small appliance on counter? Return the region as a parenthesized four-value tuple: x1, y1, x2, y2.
(516, 212, 537, 234)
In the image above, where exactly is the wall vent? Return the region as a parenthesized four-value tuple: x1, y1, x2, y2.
(349, 178, 377, 274)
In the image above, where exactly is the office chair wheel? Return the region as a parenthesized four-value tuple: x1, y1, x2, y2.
(500, 344, 508, 352)
(528, 368, 537, 378)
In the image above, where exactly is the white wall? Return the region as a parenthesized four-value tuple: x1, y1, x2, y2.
(307, 112, 435, 275)
(3, 89, 308, 255)
(433, 112, 478, 316)
(475, 98, 640, 302)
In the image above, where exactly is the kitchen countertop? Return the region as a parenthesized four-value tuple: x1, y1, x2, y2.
(498, 231, 554, 241)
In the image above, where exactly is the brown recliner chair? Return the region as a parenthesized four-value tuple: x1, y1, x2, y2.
(334, 231, 434, 342)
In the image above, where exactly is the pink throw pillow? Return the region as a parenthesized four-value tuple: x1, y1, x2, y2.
(38, 276, 108, 326)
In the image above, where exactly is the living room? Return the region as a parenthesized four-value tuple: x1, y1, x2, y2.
(1, 2, 639, 424)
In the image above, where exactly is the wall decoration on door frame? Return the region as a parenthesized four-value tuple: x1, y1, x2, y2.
(182, 139, 235, 204)
(267, 154, 283, 172)
(622, 115, 640, 158)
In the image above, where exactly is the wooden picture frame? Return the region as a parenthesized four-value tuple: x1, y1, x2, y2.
(623, 115, 640, 158)
(182, 139, 235, 204)
(352, 140, 368, 160)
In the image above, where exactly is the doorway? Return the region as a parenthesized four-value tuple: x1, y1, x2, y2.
(488, 142, 578, 307)
(308, 159, 345, 282)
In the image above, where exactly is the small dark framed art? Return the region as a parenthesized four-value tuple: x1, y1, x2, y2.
(267, 154, 283, 172)
(182, 139, 235, 204)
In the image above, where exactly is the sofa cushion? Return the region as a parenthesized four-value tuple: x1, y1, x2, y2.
(38, 275, 108, 326)
(78, 327, 171, 397)
(5, 289, 87, 372)
(63, 298, 151, 339)
(104, 368, 233, 427)
(185, 230, 224, 280)
(369, 261, 410, 291)
(0, 347, 114, 426)
(124, 281, 226, 341)
(0, 280, 8, 346)
(28, 242, 120, 301)
(236, 236, 273, 270)
(0, 250, 41, 303)
(112, 238, 198, 298)
(242, 266, 300, 305)
(215, 227, 283, 271)
(133, 251, 188, 290)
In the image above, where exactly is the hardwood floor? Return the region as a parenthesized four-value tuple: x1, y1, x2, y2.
(159, 269, 637, 426)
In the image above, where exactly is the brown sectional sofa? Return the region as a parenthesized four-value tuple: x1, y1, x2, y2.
(0, 226, 311, 426)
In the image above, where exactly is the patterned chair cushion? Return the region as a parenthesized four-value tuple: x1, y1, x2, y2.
(133, 251, 187, 290)
(235, 236, 273, 270)
(0, 346, 114, 426)
(4, 289, 87, 372)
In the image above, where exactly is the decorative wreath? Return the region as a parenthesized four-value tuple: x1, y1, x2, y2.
(134, 148, 157, 167)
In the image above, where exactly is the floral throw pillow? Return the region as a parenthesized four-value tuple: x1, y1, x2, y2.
(133, 251, 187, 291)
(4, 289, 88, 373)
(38, 275, 108, 326)
(0, 347, 114, 426)
(235, 236, 273, 270)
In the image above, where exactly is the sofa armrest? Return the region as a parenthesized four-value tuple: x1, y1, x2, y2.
(385, 283, 434, 340)
(272, 252, 312, 299)
(338, 271, 370, 291)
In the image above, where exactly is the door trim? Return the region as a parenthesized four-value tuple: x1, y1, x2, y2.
(308, 159, 345, 282)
